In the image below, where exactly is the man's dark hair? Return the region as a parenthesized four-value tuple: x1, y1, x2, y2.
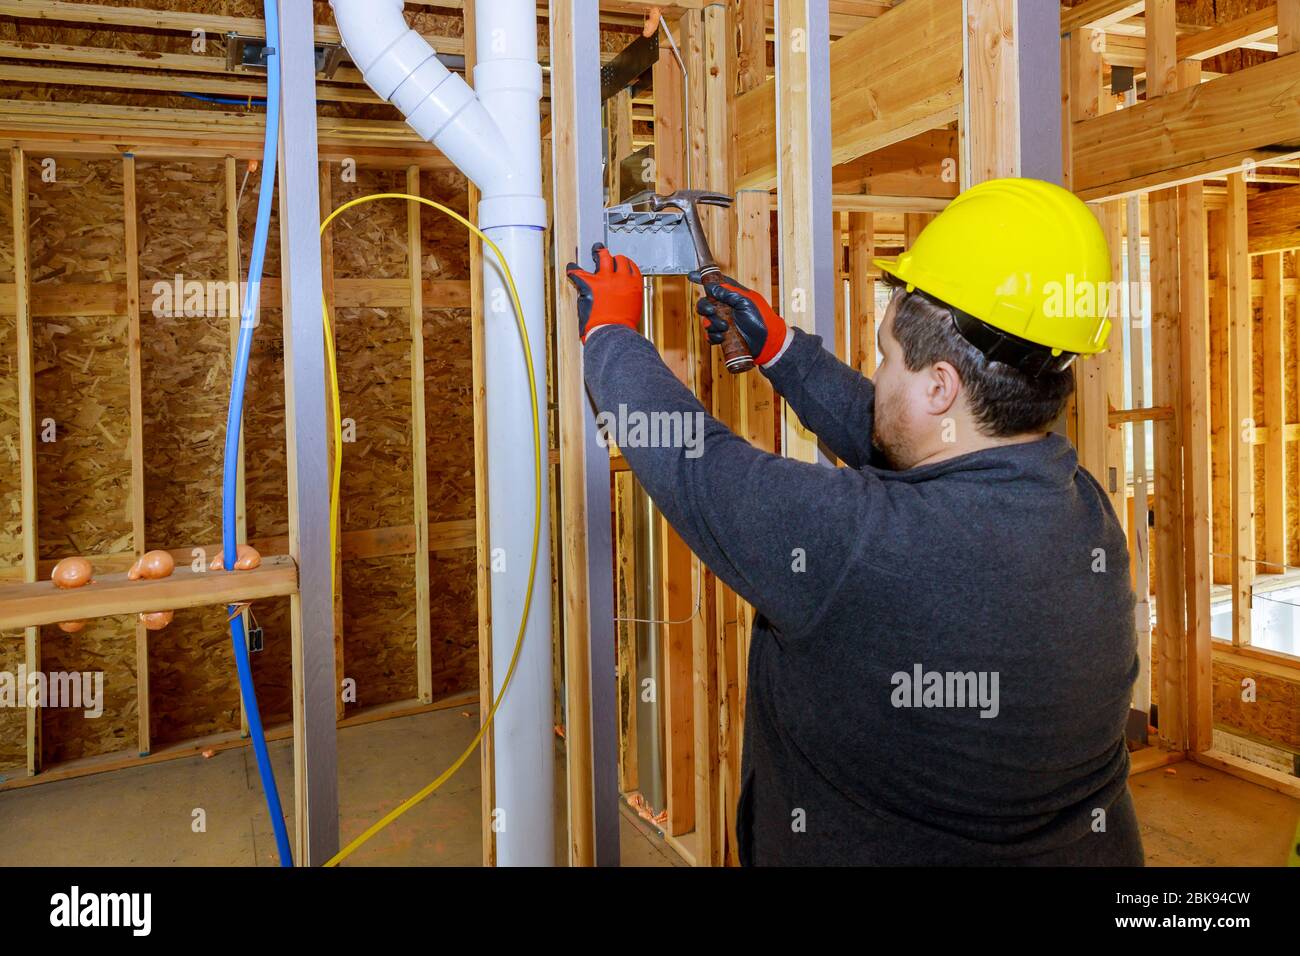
(881, 273, 1074, 437)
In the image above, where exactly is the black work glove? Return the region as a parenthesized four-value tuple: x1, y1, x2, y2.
(689, 271, 790, 366)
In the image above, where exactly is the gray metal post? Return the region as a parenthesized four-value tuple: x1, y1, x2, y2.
(276, 0, 339, 866)
(1017, 1, 1063, 184)
(562, 0, 621, 867)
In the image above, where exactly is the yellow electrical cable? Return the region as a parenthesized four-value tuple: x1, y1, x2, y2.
(318, 193, 541, 867)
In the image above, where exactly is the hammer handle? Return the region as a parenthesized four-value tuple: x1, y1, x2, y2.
(716, 304, 756, 374)
(698, 266, 755, 374)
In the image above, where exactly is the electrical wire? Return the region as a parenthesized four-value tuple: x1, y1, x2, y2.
(317, 193, 541, 867)
(219, 0, 292, 867)
(180, 91, 267, 108)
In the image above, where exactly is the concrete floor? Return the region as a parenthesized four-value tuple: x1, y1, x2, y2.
(1, 707, 1295, 866)
(0, 706, 679, 867)
(1129, 762, 1300, 866)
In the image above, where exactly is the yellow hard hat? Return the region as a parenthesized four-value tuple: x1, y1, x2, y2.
(874, 178, 1112, 374)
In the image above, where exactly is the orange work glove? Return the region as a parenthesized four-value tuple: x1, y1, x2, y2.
(565, 243, 644, 342)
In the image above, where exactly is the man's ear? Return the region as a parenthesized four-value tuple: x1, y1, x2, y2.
(925, 361, 962, 417)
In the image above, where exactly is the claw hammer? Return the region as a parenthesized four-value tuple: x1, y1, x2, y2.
(625, 189, 754, 373)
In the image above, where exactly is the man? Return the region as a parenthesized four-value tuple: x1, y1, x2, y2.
(567, 178, 1142, 866)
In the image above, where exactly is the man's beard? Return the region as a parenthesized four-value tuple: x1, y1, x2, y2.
(872, 389, 918, 470)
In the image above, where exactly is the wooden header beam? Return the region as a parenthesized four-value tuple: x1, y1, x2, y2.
(1071, 52, 1300, 200)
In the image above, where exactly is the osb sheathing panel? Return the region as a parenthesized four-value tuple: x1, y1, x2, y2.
(40, 616, 136, 764)
(1212, 658, 1300, 753)
(417, 170, 477, 695)
(427, 550, 478, 700)
(0, 4, 639, 121)
(137, 159, 240, 746)
(29, 157, 137, 763)
(0, 630, 23, 772)
(0, 155, 20, 772)
(423, 307, 475, 524)
(330, 166, 418, 708)
(0, 316, 20, 570)
(0, 1, 459, 121)
(248, 597, 292, 725)
(344, 554, 418, 711)
(238, 175, 280, 279)
(145, 607, 241, 745)
(418, 167, 474, 525)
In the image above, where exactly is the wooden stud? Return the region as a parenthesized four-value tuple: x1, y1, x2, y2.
(1279, 0, 1300, 54)
(833, 211, 847, 363)
(775, 0, 834, 464)
(607, 88, 635, 204)
(700, 1, 737, 867)
(122, 154, 150, 757)
(406, 165, 433, 704)
(1145, 0, 1178, 97)
(847, 212, 876, 376)
(962, 0, 1020, 183)
(1145, 2, 1187, 749)
(1208, 210, 1231, 588)
(1261, 251, 1286, 574)
(652, 15, 697, 838)
(10, 147, 38, 775)
(1226, 173, 1254, 648)
(1175, 57, 1212, 751)
(736, 0, 767, 93)
(736, 190, 777, 459)
(613, 470, 638, 794)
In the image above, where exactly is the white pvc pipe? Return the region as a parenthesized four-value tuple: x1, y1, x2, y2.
(330, 0, 553, 866)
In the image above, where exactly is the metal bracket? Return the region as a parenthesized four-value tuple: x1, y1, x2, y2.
(603, 203, 700, 276)
(226, 32, 345, 78)
(600, 32, 659, 102)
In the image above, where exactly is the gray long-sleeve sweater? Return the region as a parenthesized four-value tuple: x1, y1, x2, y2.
(583, 325, 1143, 866)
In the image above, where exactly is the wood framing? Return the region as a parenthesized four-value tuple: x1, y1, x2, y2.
(1248, 185, 1300, 254)
(1146, 0, 1187, 749)
(652, 15, 698, 836)
(1175, 57, 1213, 751)
(1260, 251, 1286, 575)
(406, 165, 433, 704)
(775, 0, 835, 464)
(10, 146, 38, 775)
(122, 153, 149, 757)
(848, 212, 876, 376)
(1225, 173, 1254, 648)
(1071, 52, 1300, 200)
(963, 0, 1063, 184)
(735, 0, 963, 189)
